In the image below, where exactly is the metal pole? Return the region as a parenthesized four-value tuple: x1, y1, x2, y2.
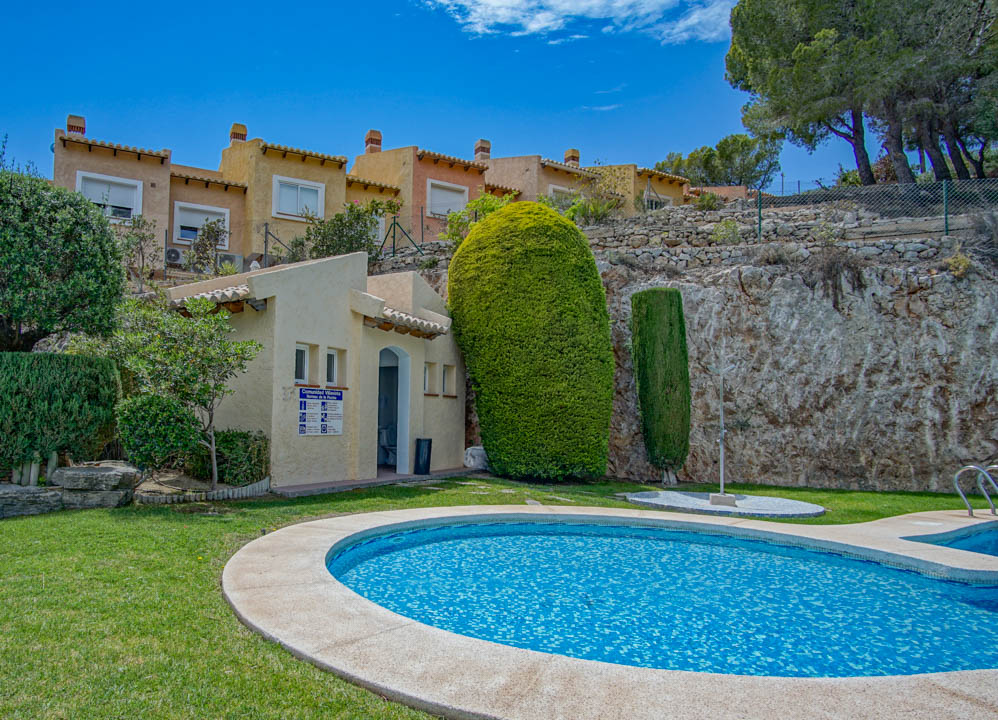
(263, 222, 269, 268)
(943, 179, 949, 235)
(718, 373, 726, 496)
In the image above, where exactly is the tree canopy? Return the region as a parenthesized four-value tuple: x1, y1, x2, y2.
(656, 133, 782, 189)
(727, 0, 998, 184)
(0, 167, 125, 351)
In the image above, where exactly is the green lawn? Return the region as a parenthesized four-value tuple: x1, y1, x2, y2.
(0, 477, 987, 719)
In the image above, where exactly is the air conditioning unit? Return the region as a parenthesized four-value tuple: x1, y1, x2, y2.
(216, 252, 244, 271)
(165, 247, 185, 266)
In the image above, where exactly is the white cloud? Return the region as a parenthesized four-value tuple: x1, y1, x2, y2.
(582, 103, 622, 111)
(595, 83, 628, 94)
(548, 33, 589, 45)
(423, 0, 736, 44)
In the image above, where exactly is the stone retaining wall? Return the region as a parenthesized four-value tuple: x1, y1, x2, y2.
(373, 208, 997, 493)
(135, 475, 271, 504)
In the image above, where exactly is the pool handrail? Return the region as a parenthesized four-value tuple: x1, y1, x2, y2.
(954, 465, 998, 517)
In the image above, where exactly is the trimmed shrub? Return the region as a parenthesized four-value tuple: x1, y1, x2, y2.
(186, 430, 269, 487)
(0, 353, 119, 473)
(117, 394, 202, 471)
(630, 288, 691, 472)
(448, 202, 615, 480)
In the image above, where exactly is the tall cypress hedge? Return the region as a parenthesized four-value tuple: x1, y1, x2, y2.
(0, 353, 119, 473)
(630, 288, 691, 472)
(448, 202, 615, 480)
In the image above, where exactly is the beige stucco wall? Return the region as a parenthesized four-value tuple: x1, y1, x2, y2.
(485, 156, 592, 202)
(350, 147, 413, 230)
(52, 130, 172, 236)
(220, 138, 349, 257)
(167, 178, 249, 258)
(177, 254, 465, 488)
(586, 165, 688, 216)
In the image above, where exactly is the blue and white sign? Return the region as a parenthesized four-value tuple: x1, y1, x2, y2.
(297, 388, 343, 436)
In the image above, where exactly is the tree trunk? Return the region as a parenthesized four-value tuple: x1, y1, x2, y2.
(957, 136, 987, 179)
(940, 115, 971, 180)
(882, 101, 916, 184)
(917, 117, 952, 181)
(849, 108, 876, 185)
(208, 425, 219, 492)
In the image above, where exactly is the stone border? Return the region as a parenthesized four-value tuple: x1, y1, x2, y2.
(135, 476, 270, 504)
(624, 490, 827, 518)
(222, 505, 998, 720)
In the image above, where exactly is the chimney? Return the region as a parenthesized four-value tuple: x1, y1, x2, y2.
(564, 148, 580, 168)
(66, 114, 86, 135)
(474, 138, 491, 162)
(229, 123, 247, 142)
(365, 129, 382, 154)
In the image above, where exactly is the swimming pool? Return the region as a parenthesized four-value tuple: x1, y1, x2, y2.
(908, 521, 998, 557)
(328, 519, 998, 678)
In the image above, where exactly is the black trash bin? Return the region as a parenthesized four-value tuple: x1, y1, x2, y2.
(414, 438, 432, 475)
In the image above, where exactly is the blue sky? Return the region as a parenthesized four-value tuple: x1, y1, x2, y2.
(3, 0, 858, 191)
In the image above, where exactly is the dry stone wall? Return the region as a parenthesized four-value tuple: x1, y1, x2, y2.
(373, 205, 997, 492)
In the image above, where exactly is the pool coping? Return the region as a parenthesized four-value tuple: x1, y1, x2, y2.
(222, 505, 998, 720)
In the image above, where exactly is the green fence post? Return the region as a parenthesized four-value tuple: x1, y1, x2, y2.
(757, 187, 762, 241)
(943, 179, 949, 235)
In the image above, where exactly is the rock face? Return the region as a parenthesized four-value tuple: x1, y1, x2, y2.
(602, 261, 998, 492)
(373, 209, 997, 493)
(0, 485, 63, 519)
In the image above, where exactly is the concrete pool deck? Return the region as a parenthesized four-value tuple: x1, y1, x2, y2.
(222, 505, 998, 720)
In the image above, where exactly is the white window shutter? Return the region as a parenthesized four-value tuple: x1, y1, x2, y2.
(430, 184, 466, 215)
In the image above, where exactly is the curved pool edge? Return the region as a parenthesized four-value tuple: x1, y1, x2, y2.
(222, 505, 998, 720)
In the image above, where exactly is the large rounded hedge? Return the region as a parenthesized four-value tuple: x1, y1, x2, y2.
(0, 352, 120, 473)
(448, 202, 614, 479)
(630, 288, 690, 473)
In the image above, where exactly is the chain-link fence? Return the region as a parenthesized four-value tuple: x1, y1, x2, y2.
(759, 178, 998, 226)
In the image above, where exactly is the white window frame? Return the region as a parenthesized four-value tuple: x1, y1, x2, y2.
(294, 344, 309, 384)
(75, 170, 142, 222)
(173, 201, 230, 249)
(272, 175, 325, 221)
(423, 363, 429, 393)
(325, 349, 338, 386)
(548, 183, 573, 199)
(426, 178, 469, 218)
(442, 364, 456, 395)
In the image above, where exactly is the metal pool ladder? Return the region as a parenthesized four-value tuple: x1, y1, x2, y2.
(954, 465, 998, 517)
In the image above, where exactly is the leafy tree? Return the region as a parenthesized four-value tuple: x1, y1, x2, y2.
(448, 202, 614, 480)
(630, 288, 691, 483)
(118, 214, 160, 293)
(287, 199, 401, 264)
(439, 188, 518, 249)
(0, 163, 125, 351)
(186, 218, 227, 275)
(77, 296, 261, 489)
(655, 133, 781, 189)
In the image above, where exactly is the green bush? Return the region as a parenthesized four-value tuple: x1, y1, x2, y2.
(694, 192, 722, 211)
(448, 202, 615, 480)
(0, 353, 119, 473)
(117, 394, 202, 471)
(630, 288, 690, 472)
(186, 430, 269, 487)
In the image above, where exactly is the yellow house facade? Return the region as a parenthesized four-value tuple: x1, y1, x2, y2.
(584, 164, 690, 215)
(164, 253, 465, 493)
(52, 115, 399, 272)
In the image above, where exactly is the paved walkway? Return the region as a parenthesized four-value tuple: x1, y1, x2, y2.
(624, 490, 826, 517)
(223, 505, 998, 720)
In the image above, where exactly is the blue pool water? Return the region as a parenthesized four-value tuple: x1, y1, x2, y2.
(327, 520, 998, 677)
(910, 524, 998, 557)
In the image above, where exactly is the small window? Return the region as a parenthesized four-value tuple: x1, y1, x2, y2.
(427, 180, 468, 217)
(423, 364, 429, 392)
(77, 172, 141, 220)
(294, 344, 309, 384)
(442, 364, 456, 395)
(273, 175, 324, 219)
(174, 202, 229, 248)
(423, 362, 438, 394)
(326, 350, 337, 385)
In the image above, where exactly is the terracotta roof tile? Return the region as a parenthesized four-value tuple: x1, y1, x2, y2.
(381, 306, 449, 336)
(485, 182, 521, 196)
(170, 171, 247, 189)
(260, 142, 347, 165)
(540, 158, 599, 177)
(416, 149, 487, 171)
(169, 285, 252, 308)
(59, 134, 169, 158)
(637, 167, 690, 184)
(346, 175, 400, 193)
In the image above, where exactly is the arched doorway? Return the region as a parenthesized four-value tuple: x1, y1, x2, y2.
(377, 346, 410, 475)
